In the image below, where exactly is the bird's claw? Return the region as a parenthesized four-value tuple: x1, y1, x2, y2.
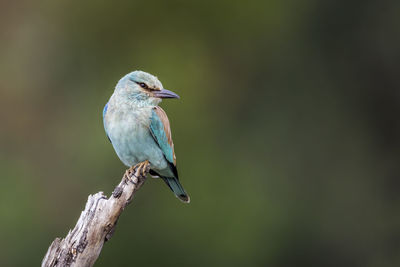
(124, 160, 150, 184)
(124, 166, 137, 184)
(136, 160, 150, 177)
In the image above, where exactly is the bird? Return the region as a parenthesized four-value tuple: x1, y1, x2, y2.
(103, 70, 190, 203)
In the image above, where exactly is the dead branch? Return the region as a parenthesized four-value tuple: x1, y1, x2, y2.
(42, 162, 150, 267)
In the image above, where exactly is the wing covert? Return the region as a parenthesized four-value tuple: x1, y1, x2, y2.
(149, 106, 176, 165)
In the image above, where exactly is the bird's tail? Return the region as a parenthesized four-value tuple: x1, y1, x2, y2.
(162, 177, 190, 203)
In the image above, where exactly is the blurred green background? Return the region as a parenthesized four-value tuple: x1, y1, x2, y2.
(1, 0, 399, 266)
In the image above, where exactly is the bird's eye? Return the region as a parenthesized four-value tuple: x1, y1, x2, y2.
(138, 82, 148, 89)
(137, 82, 149, 89)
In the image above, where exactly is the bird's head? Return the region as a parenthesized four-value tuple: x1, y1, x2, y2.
(115, 70, 179, 106)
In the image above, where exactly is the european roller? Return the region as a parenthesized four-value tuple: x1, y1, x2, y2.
(103, 71, 189, 203)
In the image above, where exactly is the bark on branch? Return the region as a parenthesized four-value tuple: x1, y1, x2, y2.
(42, 162, 150, 267)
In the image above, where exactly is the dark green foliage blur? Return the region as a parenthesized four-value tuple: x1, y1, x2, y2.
(1, 0, 399, 266)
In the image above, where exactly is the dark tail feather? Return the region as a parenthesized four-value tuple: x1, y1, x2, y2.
(162, 177, 190, 203)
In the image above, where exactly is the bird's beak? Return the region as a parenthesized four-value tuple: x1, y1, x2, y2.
(153, 89, 180, 99)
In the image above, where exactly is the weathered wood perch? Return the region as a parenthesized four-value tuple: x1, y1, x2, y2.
(42, 162, 150, 267)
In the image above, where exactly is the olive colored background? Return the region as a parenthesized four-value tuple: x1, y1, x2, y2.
(1, 0, 399, 266)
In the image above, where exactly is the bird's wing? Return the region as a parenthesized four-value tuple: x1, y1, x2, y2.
(103, 102, 109, 119)
(103, 102, 112, 143)
(150, 107, 188, 202)
(149, 106, 176, 166)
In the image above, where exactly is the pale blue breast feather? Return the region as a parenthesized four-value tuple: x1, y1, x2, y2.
(150, 109, 174, 164)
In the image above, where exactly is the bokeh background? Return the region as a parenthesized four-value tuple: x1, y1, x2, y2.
(1, 0, 399, 266)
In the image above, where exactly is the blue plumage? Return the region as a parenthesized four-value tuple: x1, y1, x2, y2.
(103, 102, 112, 143)
(150, 109, 174, 164)
(103, 102, 108, 119)
(103, 71, 189, 203)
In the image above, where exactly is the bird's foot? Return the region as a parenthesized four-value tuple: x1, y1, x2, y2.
(124, 166, 137, 184)
(124, 160, 150, 184)
(136, 160, 150, 177)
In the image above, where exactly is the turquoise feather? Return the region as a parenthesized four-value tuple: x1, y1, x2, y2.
(103, 70, 189, 203)
(150, 109, 174, 164)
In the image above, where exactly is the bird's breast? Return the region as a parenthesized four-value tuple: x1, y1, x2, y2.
(104, 104, 166, 168)
(105, 105, 152, 145)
